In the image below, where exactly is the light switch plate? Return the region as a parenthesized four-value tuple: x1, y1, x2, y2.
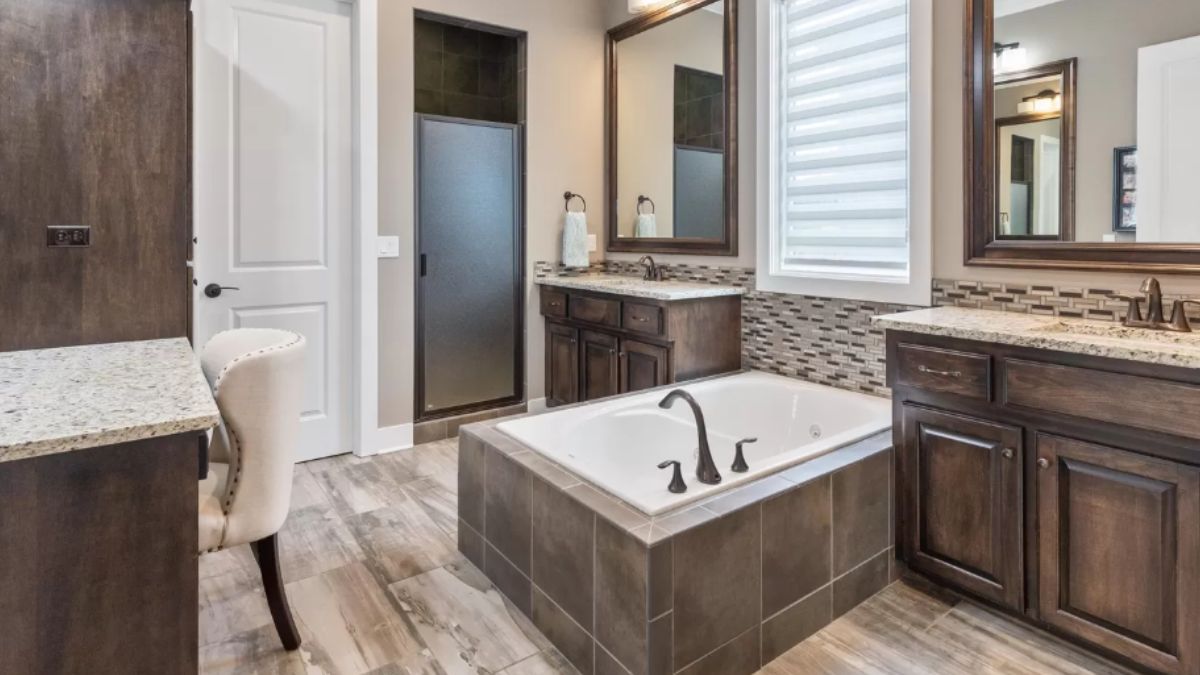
(587, 234, 598, 252)
(377, 236, 400, 258)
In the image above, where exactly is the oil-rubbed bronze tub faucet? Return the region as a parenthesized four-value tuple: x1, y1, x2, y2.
(658, 389, 721, 485)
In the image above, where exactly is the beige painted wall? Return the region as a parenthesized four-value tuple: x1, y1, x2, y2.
(615, 9, 724, 238)
(995, 0, 1200, 242)
(378, 0, 607, 425)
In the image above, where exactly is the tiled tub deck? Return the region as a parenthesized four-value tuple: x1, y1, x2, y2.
(457, 420, 895, 675)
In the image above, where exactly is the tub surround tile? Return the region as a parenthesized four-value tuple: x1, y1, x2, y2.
(832, 449, 891, 576)
(535, 273, 744, 301)
(460, 427, 897, 675)
(672, 507, 762, 668)
(595, 518, 652, 674)
(458, 432, 486, 532)
(531, 477, 596, 632)
(459, 520, 486, 570)
(532, 588, 595, 675)
(0, 338, 219, 463)
(761, 476, 832, 617)
(676, 627, 760, 675)
(485, 543, 532, 616)
(762, 587, 832, 665)
(874, 306, 1200, 369)
(833, 549, 892, 619)
(484, 446, 532, 573)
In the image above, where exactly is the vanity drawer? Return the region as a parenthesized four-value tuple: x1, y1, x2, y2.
(540, 289, 568, 318)
(896, 343, 992, 400)
(569, 295, 621, 328)
(623, 302, 663, 336)
(1004, 359, 1200, 440)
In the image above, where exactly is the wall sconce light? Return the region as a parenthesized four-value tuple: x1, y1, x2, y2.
(628, 0, 662, 13)
(1019, 89, 1063, 114)
(994, 42, 1027, 74)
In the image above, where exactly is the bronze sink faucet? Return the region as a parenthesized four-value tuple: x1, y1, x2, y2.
(1122, 277, 1198, 332)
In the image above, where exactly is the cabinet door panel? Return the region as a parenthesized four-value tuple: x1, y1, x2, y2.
(622, 339, 669, 394)
(581, 330, 620, 401)
(545, 323, 578, 407)
(1037, 434, 1200, 674)
(901, 404, 1023, 610)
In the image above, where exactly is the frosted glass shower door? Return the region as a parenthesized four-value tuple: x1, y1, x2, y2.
(416, 115, 523, 418)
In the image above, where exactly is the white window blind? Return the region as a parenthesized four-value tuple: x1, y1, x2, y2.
(776, 0, 911, 280)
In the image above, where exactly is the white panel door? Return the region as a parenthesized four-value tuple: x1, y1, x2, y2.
(1137, 34, 1200, 243)
(193, 0, 352, 461)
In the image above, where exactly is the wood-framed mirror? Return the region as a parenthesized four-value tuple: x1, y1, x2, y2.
(965, 0, 1200, 272)
(606, 0, 738, 256)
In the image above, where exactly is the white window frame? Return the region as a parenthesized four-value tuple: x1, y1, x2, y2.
(755, 0, 932, 305)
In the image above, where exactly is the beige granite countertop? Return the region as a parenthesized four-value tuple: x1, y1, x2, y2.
(874, 306, 1200, 369)
(536, 273, 745, 301)
(0, 338, 220, 463)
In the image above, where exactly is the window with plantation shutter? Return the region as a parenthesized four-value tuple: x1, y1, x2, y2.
(758, 0, 931, 305)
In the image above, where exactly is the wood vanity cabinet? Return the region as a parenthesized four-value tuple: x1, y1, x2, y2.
(540, 286, 740, 406)
(888, 331, 1200, 675)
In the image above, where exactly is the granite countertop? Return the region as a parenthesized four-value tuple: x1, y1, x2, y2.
(874, 306, 1200, 369)
(0, 338, 220, 463)
(536, 273, 745, 301)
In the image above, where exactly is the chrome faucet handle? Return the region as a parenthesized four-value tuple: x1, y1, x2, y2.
(732, 438, 758, 473)
(657, 460, 688, 494)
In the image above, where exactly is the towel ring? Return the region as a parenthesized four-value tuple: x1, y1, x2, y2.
(637, 195, 656, 215)
(564, 191, 587, 213)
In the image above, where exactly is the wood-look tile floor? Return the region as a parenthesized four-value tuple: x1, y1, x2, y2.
(199, 439, 1133, 675)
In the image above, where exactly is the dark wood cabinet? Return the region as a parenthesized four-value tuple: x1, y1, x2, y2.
(581, 330, 621, 400)
(901, 404, 1023, 610)
(888, 331, 1200, 674)
(622, 339, 669, 393)
(1036, 434, 1200, 674)
(540, 285, 740, 405)
(546, 323, 579, 407)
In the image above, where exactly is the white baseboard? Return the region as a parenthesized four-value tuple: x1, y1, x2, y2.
(356, 423, 413, 457)
(526, 397, 548, 413)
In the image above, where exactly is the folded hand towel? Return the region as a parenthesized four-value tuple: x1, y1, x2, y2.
(562, 211, 589, 268)
(635, 213, 657, 238)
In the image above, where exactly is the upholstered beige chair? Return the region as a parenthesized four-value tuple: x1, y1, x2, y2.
(198, 329, 306, 650)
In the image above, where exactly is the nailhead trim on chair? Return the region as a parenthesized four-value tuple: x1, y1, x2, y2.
(204, 331, 304, 552)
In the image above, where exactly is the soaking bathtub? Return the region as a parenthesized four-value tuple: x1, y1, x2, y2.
(497, 370, 892, 515)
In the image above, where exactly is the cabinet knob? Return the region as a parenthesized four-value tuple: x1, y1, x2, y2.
(1001, 448, 1014, 459)
(1037, 458, 1051, 469)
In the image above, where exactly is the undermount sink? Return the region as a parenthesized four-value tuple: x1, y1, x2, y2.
(1034, 320, 1200, 348)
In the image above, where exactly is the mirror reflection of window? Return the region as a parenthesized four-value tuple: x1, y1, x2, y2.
(992, 0, 1200, 244)
(615, 4, 725, 240)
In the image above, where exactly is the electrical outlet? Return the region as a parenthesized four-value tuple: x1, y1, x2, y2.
(47, 225, 90, 248)
(377, 235, 400, 258)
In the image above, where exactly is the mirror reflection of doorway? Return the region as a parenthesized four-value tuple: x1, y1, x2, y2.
(1008, 134, 1034, 236)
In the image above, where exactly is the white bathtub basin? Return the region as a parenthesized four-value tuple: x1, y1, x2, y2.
(497, 371, 892, 516)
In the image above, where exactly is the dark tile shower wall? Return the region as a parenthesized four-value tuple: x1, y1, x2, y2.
(414, 17, 522, 124)
(674, 66, 724, 150)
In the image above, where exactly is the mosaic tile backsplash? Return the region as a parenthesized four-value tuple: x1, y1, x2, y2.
(536, 261, 915, 397)
(536, 261, 1200, 399)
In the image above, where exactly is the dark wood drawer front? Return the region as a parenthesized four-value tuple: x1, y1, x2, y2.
(1006, 359, 1200, 440)
(622, 302, 663, 336)
(540, 290, 567, 318)
(896, 343, 991, 400)
(568, 295, 621, 328)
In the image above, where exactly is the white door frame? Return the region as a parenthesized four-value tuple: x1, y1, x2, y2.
(192, 0, 398, 458)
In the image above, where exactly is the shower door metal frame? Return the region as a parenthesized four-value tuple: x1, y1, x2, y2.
(413, 113, 526, 422)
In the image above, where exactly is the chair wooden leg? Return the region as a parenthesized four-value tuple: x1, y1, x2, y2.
(251, 534, 302, 651)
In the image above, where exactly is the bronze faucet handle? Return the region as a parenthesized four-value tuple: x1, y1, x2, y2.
(732, 438, 757, 473)
(657, 460, 688, 494)
(1168, 300, 1200, 333)
(1113, 294, 1144, 326)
